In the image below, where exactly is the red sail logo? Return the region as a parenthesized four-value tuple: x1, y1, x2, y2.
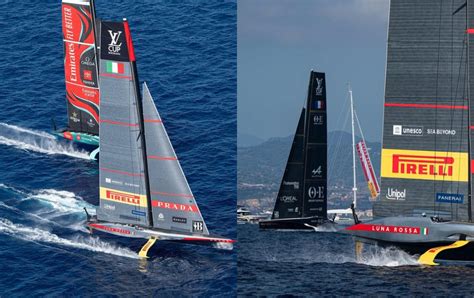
(152, 200, 197, 213)
(106, 190, 140, 206)
(392, 154, 453, 177)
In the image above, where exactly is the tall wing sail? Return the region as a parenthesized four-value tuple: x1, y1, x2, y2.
(271, 109, 305, 219)
(302, 71, 327, 218)
(374, 0, 470, 220)
(142, 83, 210, 235)
(97, 21, 150, 226)
(61, 0, 100, 135)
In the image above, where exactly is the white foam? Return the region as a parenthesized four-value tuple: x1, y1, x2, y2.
(0, 123, 55, 139)
(26, 189, 94, 215)
(0, 218, 138, 259)
(355, 246, 420, 267)
(0, 123, 91, 160)
(212, 242, 234, 250)
(0, 136, 90, 159)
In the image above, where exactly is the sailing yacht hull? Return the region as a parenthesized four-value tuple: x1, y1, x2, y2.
(86, 220, 234, 252)
(53, 130, 100, 159)
(344, 216, 474, 261)
(259, 216, 328, 230)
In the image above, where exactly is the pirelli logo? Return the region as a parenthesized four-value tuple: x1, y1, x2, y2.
(100, 187, 148, 207)
(381, 149, 468, 182)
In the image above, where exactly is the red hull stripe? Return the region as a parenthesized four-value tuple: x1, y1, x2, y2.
(100, 73, 132, 80)
(144, 119, 162, 123)
(101, 167, 144, 177)
(468, 28, 474, 34)
(385, 103, 468, 110)
(182, 237, 235, 243)
(89, 223, 131, 235)
(148, 155, 177, 160)
(471, 160, 474, 174)
(100, 119, 138, 127)
(151, 191, 194, 198)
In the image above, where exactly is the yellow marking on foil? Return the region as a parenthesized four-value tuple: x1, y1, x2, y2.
(138, 237, 157, 258)
(355, 241, 364, 262)
(418, 240, 469, 266)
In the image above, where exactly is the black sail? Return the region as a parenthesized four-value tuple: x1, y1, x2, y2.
(302, 71, 327, 218)
(271, 109, 305, 219)
(374, 0, 470, 221)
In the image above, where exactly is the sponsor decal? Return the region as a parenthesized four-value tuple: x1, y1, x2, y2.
(312, 166, 322, 178)
(152, 200, 198, 213)
(273, 211, 279, 218)
(346, 223, 428, 235)
(103, 203, 115, 211)
(315, 77, 324, 96)
(100, 187, 147, 207)
(70, 112, 80, 123)
(90, 224, 131, 235)
(308, 186, 325, 199)
(158, 213, 165, 221)
(131, 210, 146, 216)
(381, 149, 468, 182)
(436, 193, 464, 204)
(280, 196, 297, 203)
(427, 129, 456, 135)
(392, 125, 423, 136)
(107, 30, 123, 54)
(83, 70, 92, 80)
(193, 221, 204, 232)
(313, 115, 324, 125)
(119, 214, 140, 221)
(282, 181, 299, 190)
(386, 188, 406, 201)
(172, 216, 187, 224)
(106, 61, 124, 74)
(104, 177, 124, 186)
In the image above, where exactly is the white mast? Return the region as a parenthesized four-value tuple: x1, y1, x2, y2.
(349, 85, 357, 209)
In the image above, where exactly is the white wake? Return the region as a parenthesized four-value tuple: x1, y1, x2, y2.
(0, 218, 138, 259)
(0, 123, 90, 160)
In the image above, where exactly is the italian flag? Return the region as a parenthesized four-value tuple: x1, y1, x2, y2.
(421, 227, 428, 235)
(106, 61, 124, 74)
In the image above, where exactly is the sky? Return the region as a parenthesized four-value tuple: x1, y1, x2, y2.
(238, 0, 390, 143)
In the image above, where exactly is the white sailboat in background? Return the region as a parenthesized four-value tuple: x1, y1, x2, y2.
(328, 86, 379, 225)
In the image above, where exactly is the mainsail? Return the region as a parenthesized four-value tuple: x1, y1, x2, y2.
(302, 71, 328, 218)
(96, 20, 209, 235)
(61, 0, 100, 135)
(270, 71, 327, 221)
(374, 0, 471, 221)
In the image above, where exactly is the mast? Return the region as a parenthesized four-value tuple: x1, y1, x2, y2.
(124, 18, 154, 227)
(349, 85, 357, 209)
(467, 0, 472, 222)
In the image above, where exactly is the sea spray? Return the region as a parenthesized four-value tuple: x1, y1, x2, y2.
(0, 123, 90, 159)
(0, 218, 138, 259)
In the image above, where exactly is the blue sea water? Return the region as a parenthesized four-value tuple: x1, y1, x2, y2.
(238, 224, 474, 296)
(0, 0, 236, 296)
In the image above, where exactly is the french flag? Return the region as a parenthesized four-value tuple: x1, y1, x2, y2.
(313, 100, 324, 110)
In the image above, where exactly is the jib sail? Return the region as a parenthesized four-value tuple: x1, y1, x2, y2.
(142, 83, 209, 235)
(374, 0, 470, 220)
(97, 20, 149, 226)
(356, 140, 380, 200)
(271, 109, 305, 219)
(61, 0, 100, 135)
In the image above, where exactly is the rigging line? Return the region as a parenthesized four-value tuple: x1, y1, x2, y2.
(328, 94, 350, 182)
(327, 91, 347, 178)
